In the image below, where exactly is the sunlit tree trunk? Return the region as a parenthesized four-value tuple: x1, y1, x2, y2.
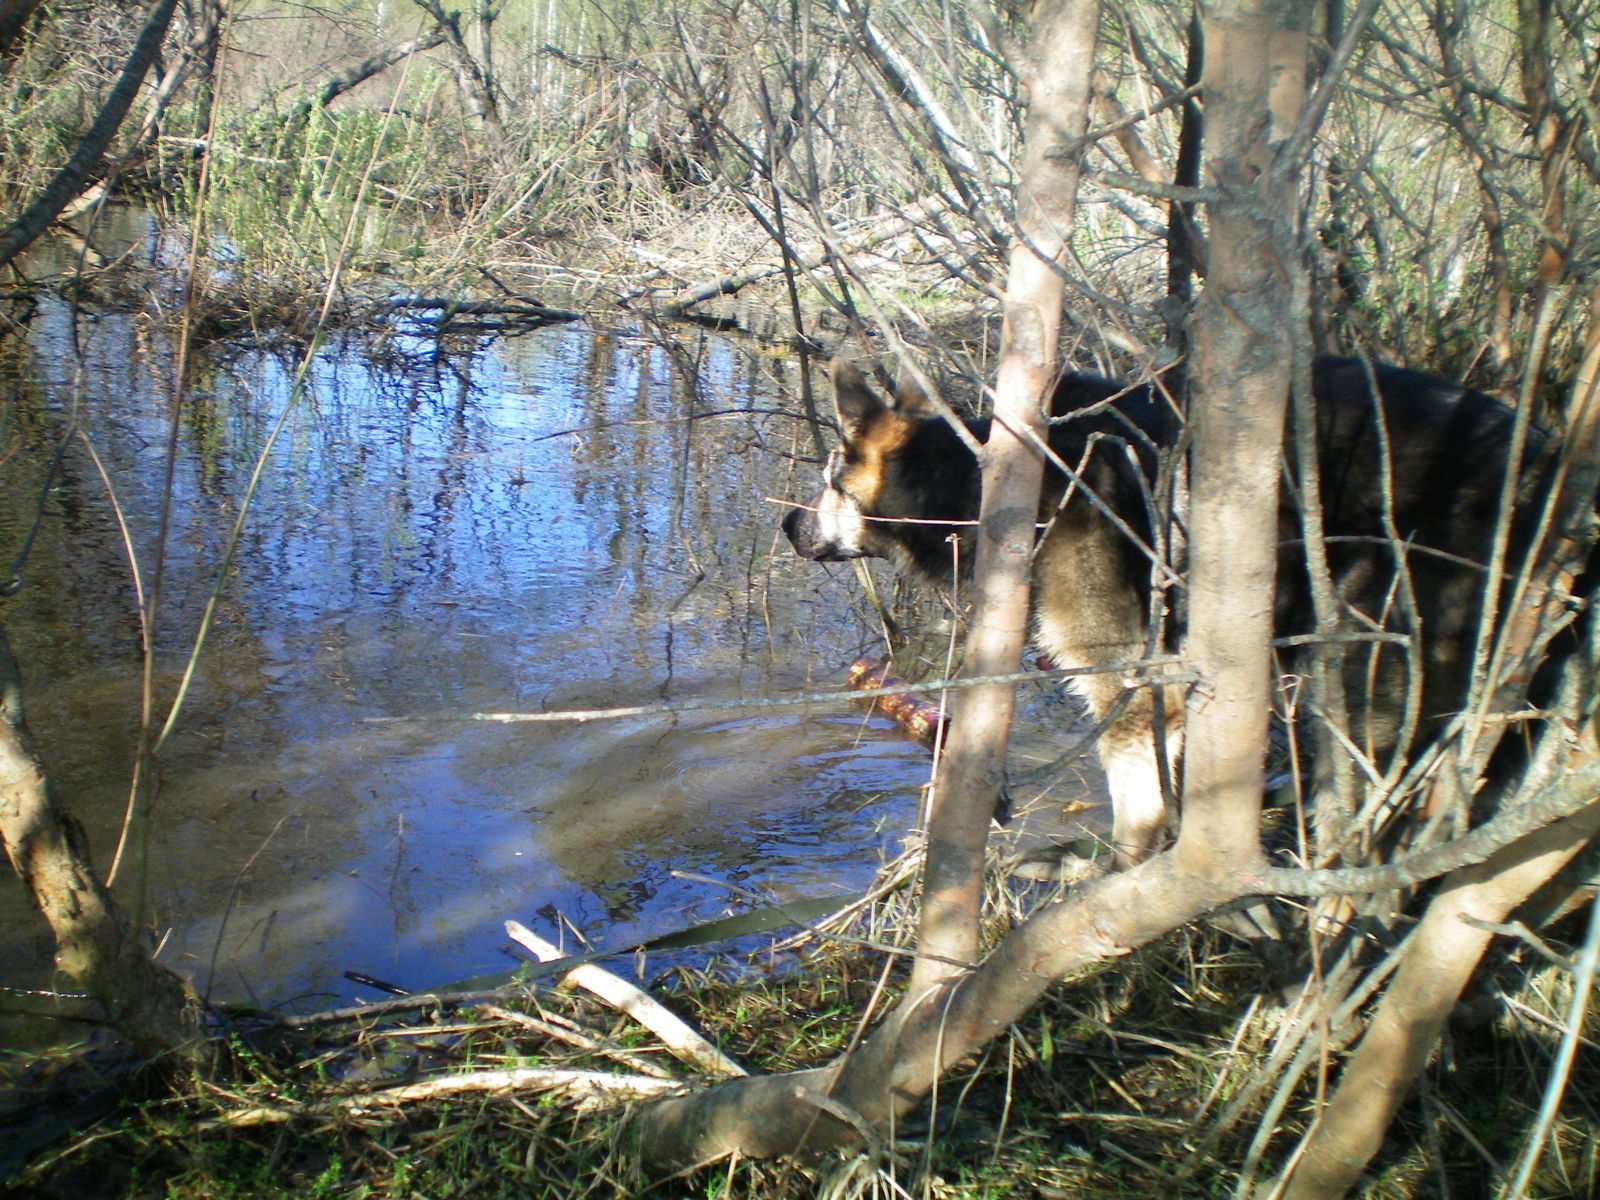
(1174, 0, 1308, 880)
(0, 627, 203, 1066)
(635, 0, 1106, 1162)
(908, 0, 1101, 997)
(1273, 805, 1600, 1200)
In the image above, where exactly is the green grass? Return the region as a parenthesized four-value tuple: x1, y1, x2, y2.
(8, 897, 1599, 1200)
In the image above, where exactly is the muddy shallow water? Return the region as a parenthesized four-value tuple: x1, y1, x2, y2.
(0, 304, 1102, 1027)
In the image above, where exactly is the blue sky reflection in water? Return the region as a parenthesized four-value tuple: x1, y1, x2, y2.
(0, 315, 931, 1015)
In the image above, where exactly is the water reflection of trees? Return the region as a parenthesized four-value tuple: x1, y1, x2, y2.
(1, 317, 893, 1023)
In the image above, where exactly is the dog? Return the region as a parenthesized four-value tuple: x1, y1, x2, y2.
(782, 357, 1561, 868)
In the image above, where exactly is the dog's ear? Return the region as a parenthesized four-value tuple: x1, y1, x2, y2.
(891, 369, 936, 417)
(829, 359, 890, 443)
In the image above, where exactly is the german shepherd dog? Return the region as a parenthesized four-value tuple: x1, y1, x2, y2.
(782, 357, 1558, 868)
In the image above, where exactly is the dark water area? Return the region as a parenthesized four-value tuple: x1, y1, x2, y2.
(0, 305, 952, 1026)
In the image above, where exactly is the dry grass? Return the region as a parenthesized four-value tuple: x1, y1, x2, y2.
(5, 862, 1598, 1199)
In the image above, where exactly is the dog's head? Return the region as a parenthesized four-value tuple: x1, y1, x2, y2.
(781, 360, 978, 578)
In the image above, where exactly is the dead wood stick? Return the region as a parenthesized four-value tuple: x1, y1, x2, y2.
(207, 1067, 677, 1128)
(848, 655, 947, 746)
(478, 1002, 677, 1080)
(503, 919, 746, 1079)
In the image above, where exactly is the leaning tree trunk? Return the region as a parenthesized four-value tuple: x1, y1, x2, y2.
(0, 0, 180, 269)
(0, 626, 203, 1066)
(907, 0, 1101, 998)
(280, 30, 449, 135)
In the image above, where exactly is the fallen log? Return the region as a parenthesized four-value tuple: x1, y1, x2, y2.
(380, 296, 583, 327)
(847, 656, 947, 746)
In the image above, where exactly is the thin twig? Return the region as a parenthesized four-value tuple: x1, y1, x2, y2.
(1500, 893, 1600, 1199)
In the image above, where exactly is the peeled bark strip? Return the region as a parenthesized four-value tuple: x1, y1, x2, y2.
(504, 919, 745, 1079)
(212, 1066, 677, 1129)
(848, 657, 946, 746)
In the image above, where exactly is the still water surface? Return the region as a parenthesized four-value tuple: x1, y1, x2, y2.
(1, 310, 945, 1017)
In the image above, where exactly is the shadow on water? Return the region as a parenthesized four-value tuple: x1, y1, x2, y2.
(0, 311, 944, 1024)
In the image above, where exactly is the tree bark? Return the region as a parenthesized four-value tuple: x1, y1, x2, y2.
(634, 0, 1114, 1167)
(283, 29, 448, 130)
(908, 0, 1101, 998)
(0, 627, 202, 1066)
(1174, 0, 1309, 880)
(0, 0, 181, 269)
(631, 753, 1600, 1171)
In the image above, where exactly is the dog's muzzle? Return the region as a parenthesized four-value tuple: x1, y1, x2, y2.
(782, 503, 827, 560)
(782, 500, 860, 562)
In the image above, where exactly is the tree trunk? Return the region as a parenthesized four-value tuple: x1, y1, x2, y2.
(1273, 802, 1600, 1200)
(276, 30, 450, 137)
(908, 0, 1101, 997)
(635, 0, 1110, 1165)
(0, 627, 203, 1066)
(0, 0, 181, 269)
(635, 856, 1241, 1171)
(1174, 0, 1309, 880)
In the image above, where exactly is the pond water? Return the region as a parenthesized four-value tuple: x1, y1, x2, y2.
(0, 294, 1104, 1030)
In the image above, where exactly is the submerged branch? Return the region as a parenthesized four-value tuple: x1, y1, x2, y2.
(381, 296, 582, 322)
